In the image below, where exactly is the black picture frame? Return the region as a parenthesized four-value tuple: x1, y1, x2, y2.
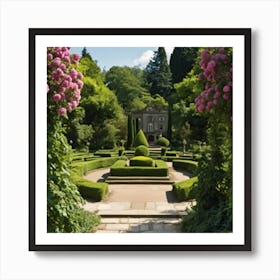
(29, 28, 251, 251)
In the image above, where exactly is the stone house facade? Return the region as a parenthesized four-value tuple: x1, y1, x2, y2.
(132, 106, 169, 144)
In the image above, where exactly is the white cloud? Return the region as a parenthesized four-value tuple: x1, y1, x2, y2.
(133, 50, 154, 68)
(165, 47, 174, 56)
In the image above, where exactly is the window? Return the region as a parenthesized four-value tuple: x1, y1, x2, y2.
(148, 123, 153, 132)
(159, 116, 165, 121)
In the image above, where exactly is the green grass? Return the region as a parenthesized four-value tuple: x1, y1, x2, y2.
(172, 176, 198, 201)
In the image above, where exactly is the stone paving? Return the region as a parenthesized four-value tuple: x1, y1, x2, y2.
(83, 162, 195, 233)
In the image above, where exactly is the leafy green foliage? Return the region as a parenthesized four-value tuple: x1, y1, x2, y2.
(105, 66, 150, 112)
(134, 145, 149, 156)
(79, 57, 126, 150)
(157, 136, 170, 147)
(47, 120, 98, 233)
(172, 176, 198, 201)
(130, 156, 155, 167)
(145, 47, 172, 99)
(133, 129, 149, 147)
(170, 47, 199, 83)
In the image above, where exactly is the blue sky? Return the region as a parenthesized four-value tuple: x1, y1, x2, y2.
(70, 47, 174, 70)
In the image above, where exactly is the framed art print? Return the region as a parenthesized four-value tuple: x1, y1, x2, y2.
(29, 28, 251, 251)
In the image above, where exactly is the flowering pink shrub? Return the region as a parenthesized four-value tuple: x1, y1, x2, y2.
(195, 48, 232, 115)
(47, 47, 84, 116)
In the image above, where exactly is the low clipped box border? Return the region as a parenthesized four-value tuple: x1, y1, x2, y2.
(71, 157, 118, 176)
(172, 176, 198, 201)
(71, 173, 108, 201)
(70, 157, 117, 200)
(110, 160, 168, 177)
(130, 156, 155, 167)
(173, 159, 198, 175)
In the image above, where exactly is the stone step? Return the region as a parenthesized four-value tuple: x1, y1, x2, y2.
(98, 209, 187, 217)
(96, 217, 182, 233)
(107, 176, 170, 180)
(106, 179, 174, 184)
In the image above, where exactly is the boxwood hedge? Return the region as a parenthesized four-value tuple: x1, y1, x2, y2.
(110, 160, 168, 177)
(173, 160, 198, 175)
(71, 173, 108, 201)
(71, 157, 118, 176)
(130, 156, 155, 167)
(172, 176, 198, 201)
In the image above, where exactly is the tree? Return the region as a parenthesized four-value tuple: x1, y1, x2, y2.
(105, 66, 150, 112)
(144, 47, 172, 99)
(47, 47, 99, 232)
(170, 47, 198, 83)
(182, 47, 233, 233)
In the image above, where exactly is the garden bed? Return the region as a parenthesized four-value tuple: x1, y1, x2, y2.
(110, 159, 168, 177)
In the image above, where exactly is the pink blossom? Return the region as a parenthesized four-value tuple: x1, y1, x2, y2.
(207, 60, 216, 71)
(198, 104, 205, 113)
(47, 53, 53, 60)
(201, 50, 210, 61)
(52, 57, 61, 67)
(58, 107, 67, 116)
(223, 94, 230, 100)
(77, 72, 83, 80)
(214, 92, 221, 99)
(71, 101, 78, 108)
(70, 69, 78, 79)
(77, 80, 84, 89)
(66, 104, 72, 112)
(213, 99, 218, 105)
(53, 94, 62, 102)
(60, 64, 66, 71)
(223, 85, 231, 92)
(47, 84, 49, 93)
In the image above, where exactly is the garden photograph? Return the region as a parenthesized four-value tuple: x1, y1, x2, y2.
(46, 44, 233, 235)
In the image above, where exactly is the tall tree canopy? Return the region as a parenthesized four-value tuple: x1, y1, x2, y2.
(105, 66, 150, 112)
(144, 47, 172, 99)
(169, 47, 199, 84)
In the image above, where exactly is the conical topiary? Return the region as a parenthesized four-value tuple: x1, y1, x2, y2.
(133, 129, 149, 147)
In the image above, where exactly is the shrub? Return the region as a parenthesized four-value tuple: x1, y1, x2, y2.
(71, 173, 108, 201)
(161, 147, 167, 156)
(118, 147, 125, 156)
(173, 160, 198, 174)
(110, 160, 168, 176)
(133, 129, 149, 147)
(71, 157, 118, 176)
(157, 137, 170, 147)
(135, 145, 149, 156)
(130, 156, 155, 167)
(166, 151, 178, 157)
(172, 177, 198, 201)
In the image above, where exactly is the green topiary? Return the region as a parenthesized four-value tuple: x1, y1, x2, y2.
(135, 145, 149, 156)
(130, 156, 155, 167)
(133, 129, 149, 147)
(157, 136, 170, 147)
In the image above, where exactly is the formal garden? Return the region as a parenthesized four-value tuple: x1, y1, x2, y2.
(47, 46, 232, 233)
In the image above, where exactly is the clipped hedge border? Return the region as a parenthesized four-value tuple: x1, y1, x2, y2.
(70, 158, 118, 201)
(173, 160, 198, 175)
(71, 157, 118, 176)
(71, 173, 108, 201)
(172, 176, 198, 201)
(130, 156, 155, 167)
(110, 160, 168, 177)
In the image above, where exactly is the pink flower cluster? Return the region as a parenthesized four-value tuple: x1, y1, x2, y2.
(47, 47, 84, 116)
(195, 48, 232, 114)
